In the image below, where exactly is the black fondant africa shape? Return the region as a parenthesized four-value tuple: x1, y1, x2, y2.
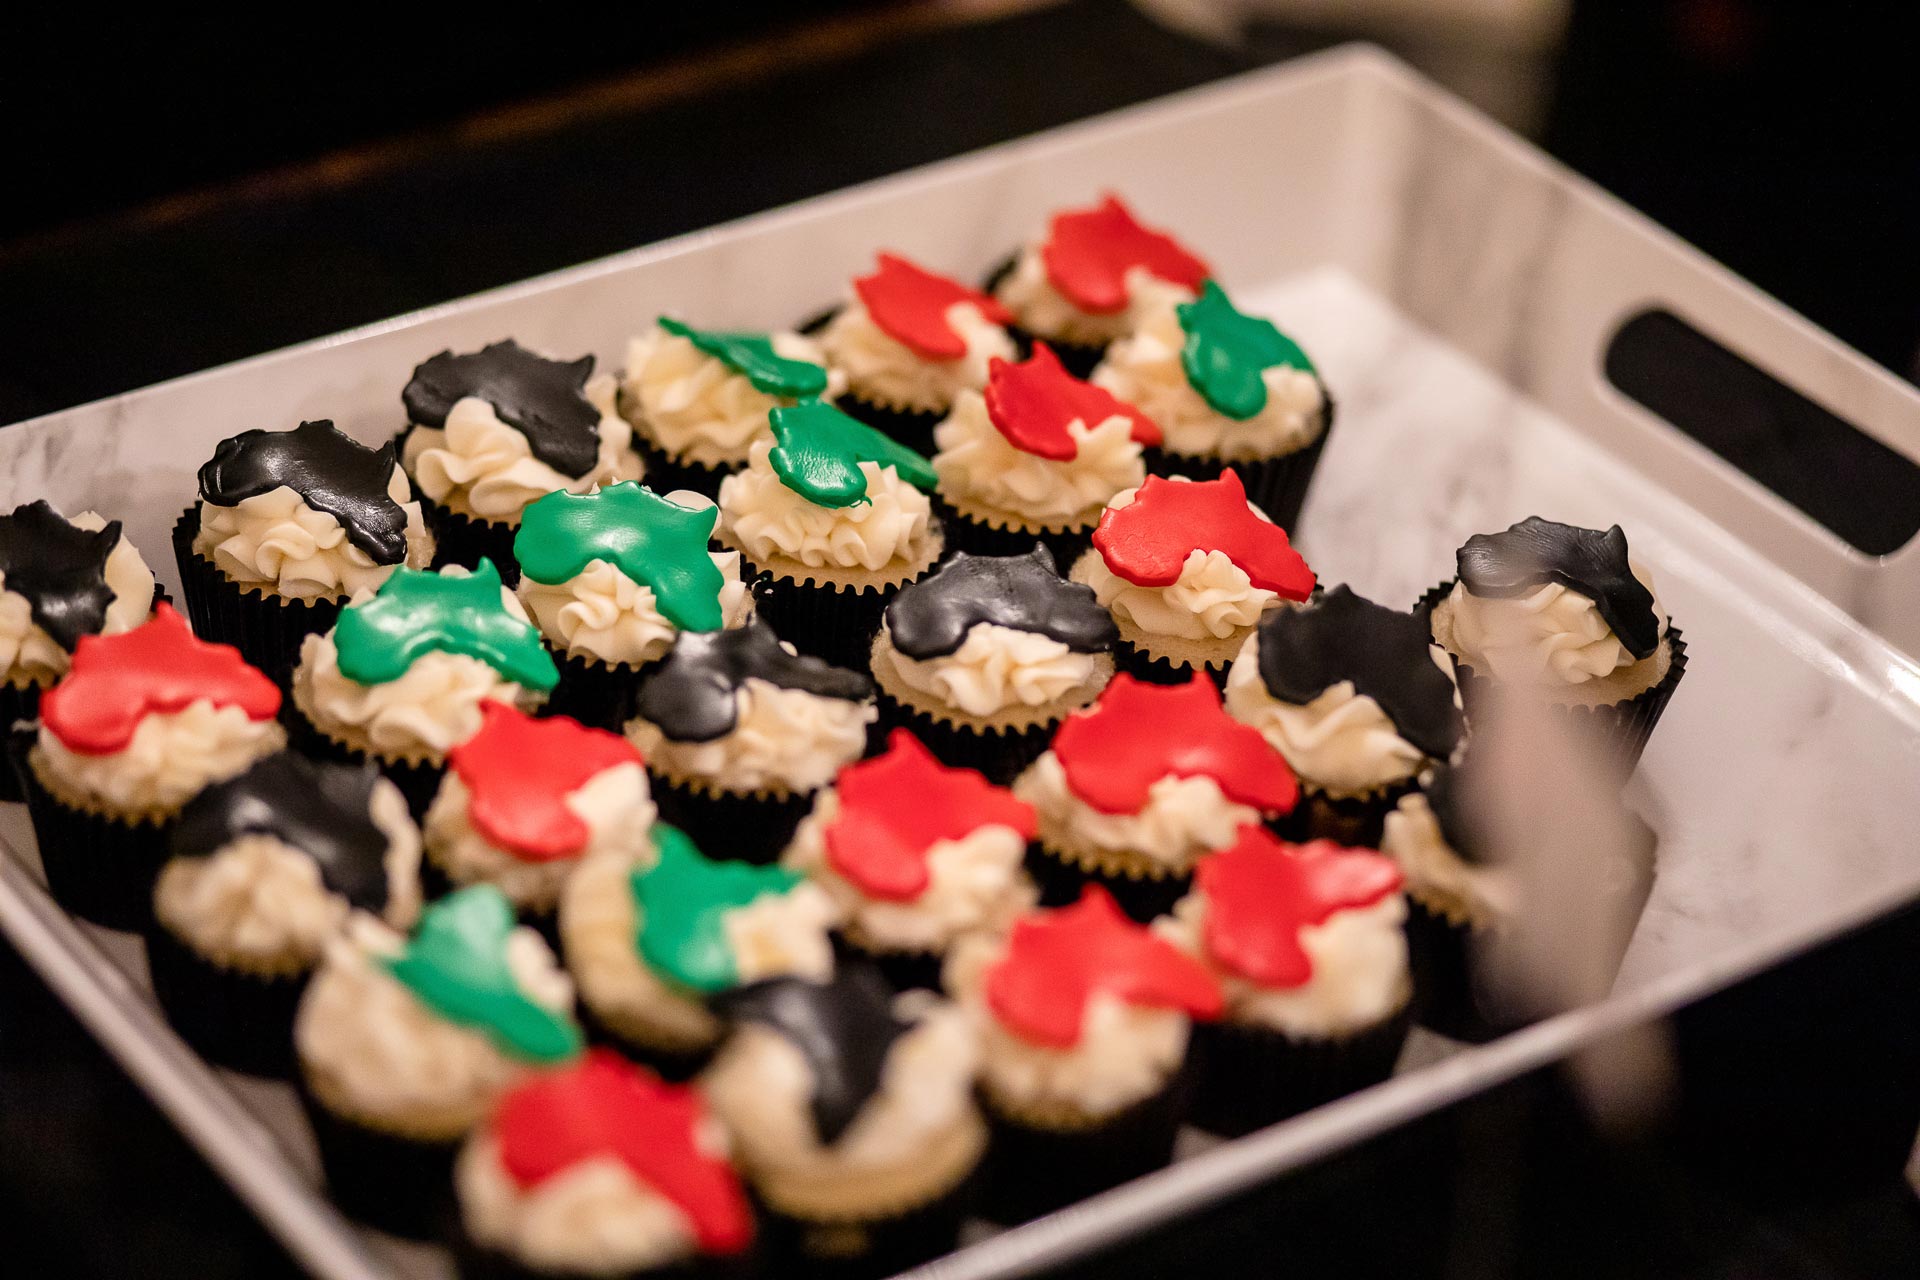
(634, 618, 873, 743)
(402, 340, 601, 480)
(0, 500, 122, 652)
(199, 420, 411, 564)
(1455, 517, 1660, 660)
(884, 545, 1117, 660)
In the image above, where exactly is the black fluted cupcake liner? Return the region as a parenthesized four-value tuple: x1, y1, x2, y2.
(573, 1000, 716, 1084)
(1026, 841, 1188, 924)
(976, 1069, 1188, 1224)
(281, 704, 444, 820)
(1414, 580, 1689, 775)
(296, 1078, 460, 1240)
(1277, 781, 1418, 850)
(1187, 1002, 1413, 1137)
(144, 920, 305, 1076)
(11, 728, 170, 931)
(1144, 395, 1334, 533)
(451, 1224, 752, 1280)
(631, 433, 738, 503)
(647, 774, 814, 866)
(1112, 637, 1233, 689)
(542, 649, 650, 732)
(1402, 897, 1510, 1044)
(872, 686, 1058, 787)
(927, 492, 1094, 567)
(0, 679, 46, 802)
(979, 253, 1102, 376)
(754, 1164, 979, 1278)
(831, 931, 945, 994)
(744, 569, 898, 674)
(172, 507, 344, 687)
(837, 394, 942, 459)
(421, 499, 523, 586)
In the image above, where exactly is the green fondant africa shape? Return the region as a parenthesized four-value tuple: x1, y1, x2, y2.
(659, 317, 829, 399)
(516, 483, 726, 633)
(334, 560, 559, 691)
(383, 884, 583, 1064)
(768, 399, 937, 509)
(630, 823, 804, 994)
(1177, 280, 1317, 421)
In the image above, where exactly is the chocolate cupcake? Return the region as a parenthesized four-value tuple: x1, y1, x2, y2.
(423, 703, 654, 920)
(1012, 673, 1297, 922)
(454, 1049, 756, 1280)
(560, 823, 838, 1075)
(868, 546, 1116, 782)
(620, 315, 842, 497)
(176, 419, 434, 683)
(1225, 586, 1466, 846)
(1158, 826, 1411, 1135)
(16, 604, 284, 929)
(781, 729, 1037, 989)
(514, 482, 753, 729)
(990, 194, 1209, 376)
(624, 620, 875, 864)
(705, 964, 986, 1274)
(294, 884, 583, 1237)
(400, 340, 643, 580)
(816, 253, 1018, 454)
(930, 343, 1157, 560)
(147, 751, 423, 1075)
(1069, 472, 1315, 682)
(288, 560, 557, 814)
(945, 885, 1221, 1222)
(1092, 280, 1331, 529)
(715, 400, 943, 669)
(1422, 517, 1687, 770)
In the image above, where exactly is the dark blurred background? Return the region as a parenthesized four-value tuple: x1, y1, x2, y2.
(2, 2, 1917, 1276)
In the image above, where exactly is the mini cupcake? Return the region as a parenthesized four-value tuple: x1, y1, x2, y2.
(930, 342, 1159, 560)
(454, 1049, 756, 1280)
(1070, 471, 1315, 682)
(705, 964, 986, 1273)
(1092, 279, 1331, 529)
(423, 703, 655, 920)
(625, 620, 876, 864)
(620, 315, 842, 497)
(716, 400, 943, 669)
(990, 194, 1210, 376)
(0, 500, 159, 800)
(289, 560, 558, 814)
(1013, 673, 1297, 922)
(816, 252, 1017, 453)
(1421, 517, 1687, 769)
(401, 339, 643, 580)
(16, 604, 284, 929)
(514, 482, 753, 729)
(1225, 586, 1466, 846)
(176, 419, 435, 683)
(294, 884, 583, 1237)
(869, 546, 1116, 782)
(560, 822, 838, 1074)
(146, 751, 423, 1075)
(782, 729, 1037, 989)
(945, 885, 1221, 1222)
(1158, 825, 1411, 1135)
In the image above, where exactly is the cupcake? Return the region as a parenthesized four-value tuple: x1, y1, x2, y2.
(782, 729, 1037, 989)
(176, 419, 435, 684)
(868, 546, 1116, 782)
(930, 342, 1159, 560)
(1013, 673, 1297, 922)
(990, 194, 1209, 376)
(400, 339, 643, 580)
(423, 703, 654, 920)
(945, 884, 1221, 1222)
(816, 252, 1017, 454)
(715, 399, 943, 669)
(0, 500, 159, 800)
(1070, 471, 1315, 682)
(620, 315, 841, 497)
(454, 1049, 755, 1280)
(705, 963, 986, 1273)
(514, 482, 753, 729)
(294, 884, 583, 1237)
(1421, 517, 1687, 769)
(146, 751, 424, 1075)
(1158, 825, 1411, 1136)
(16, 603, 284, 929)
(560, 822, 838, 1075)
(1092, 279, 1331, 529)
(625, 620, 876, 865)
(289, 560, 558, 815)
(1224, 585, 1466, 846)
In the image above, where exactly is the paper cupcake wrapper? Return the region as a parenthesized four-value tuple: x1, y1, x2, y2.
(831, 930, 945, 994)
(0, 679, 45, 802)
(743, 567, 904, 674)
(172, 507, 344, 687)
(450, 1225, 749, 1280)
(631, 432, 739, 502)
(976, 1070, 1188, 1224)
(544, 649, 650, 732)
(144, 919, 306, 1077)
(1403, 894, 1510, 1044)
(872, 685, 1059, 787)
(296, 1076, 460, 1240)
(1275, 780, 1418, 850)
(754, 1162, 979, 1276)
(11, 728, 170, 931)
(574, 999, 717, 1084)
(281, 701, 445, 820)
(420, 497, 523, 586)
(978, 253, 1105, 375)
(837, 393, 942, 459)
(928, 491, 1095, 566)
(1113, 635, 1233, 689)
(1188, 1002, 1412, 1138)
(1027, 838, 1190, 924)
(1144, 393, 1334, 533)
(1415, 579, 1689, 774)
(648, 773, 814, 866)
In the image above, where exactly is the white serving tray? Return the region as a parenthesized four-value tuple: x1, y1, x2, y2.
(3, 45, 1919, 1280)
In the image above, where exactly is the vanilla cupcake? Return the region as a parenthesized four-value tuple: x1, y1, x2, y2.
(620, 315, 842, 497)
(400, 339, 643, 580)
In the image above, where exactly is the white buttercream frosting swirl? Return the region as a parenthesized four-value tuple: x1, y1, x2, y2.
(517, 548, 752, 670)
(0, 511, 155, 687)
(993, 250, 1196, 347)
(819, 298, 1015, 413)
(1379, 792, 1517, 928)
(1015, 750, 1259, 872)
(1442, 562, 1666, 688)
(37, 701, 285, 817)
(621, 327, 841, 467)
(932, 388, 1145, 523)
(719, 440, 934, 574)
(882, 621, 1101, 719)
(195, 469, 433, 601)
(626, 677, 875, 797)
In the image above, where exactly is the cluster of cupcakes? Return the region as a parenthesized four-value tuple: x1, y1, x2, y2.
(0, 193, 1687, 1278)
